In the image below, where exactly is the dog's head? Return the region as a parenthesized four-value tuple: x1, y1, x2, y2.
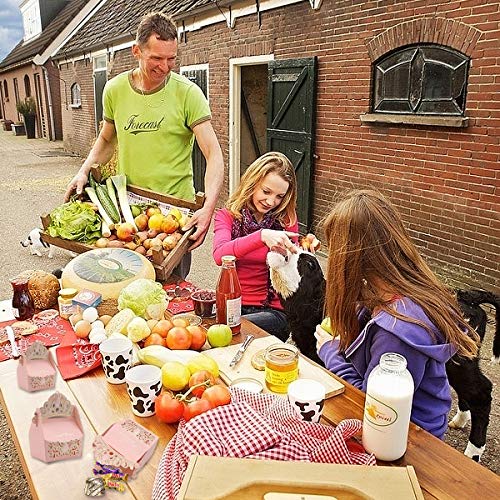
(267, 247, 324, 299)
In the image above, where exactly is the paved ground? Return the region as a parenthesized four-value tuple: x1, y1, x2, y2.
(0, 129, 497, 499)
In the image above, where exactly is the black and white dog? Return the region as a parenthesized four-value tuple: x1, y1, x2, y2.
(21, 228, 55, 258)
(267, 247, 498, 462)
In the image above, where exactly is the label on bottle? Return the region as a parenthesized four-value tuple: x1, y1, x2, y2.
(225, 296, 241, 327)
(364, 393, 398, 427)
(59, 300, 77, 320)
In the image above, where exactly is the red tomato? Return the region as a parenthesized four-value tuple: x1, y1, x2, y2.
(166, 326, 192, 350)
(155, 392, 185, 423)
(201, 385, 231, 408)
(188, 370, 216, 398)
(183, 398, 212, 421)
(187, 325, 207, 350)
(144, 332, 167, 347)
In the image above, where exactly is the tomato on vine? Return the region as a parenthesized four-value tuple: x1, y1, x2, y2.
(201, 385, 231, 408)
(155, 392, 185, 423)
(183, 398, 213, 421)
(188, 370, 216, 398)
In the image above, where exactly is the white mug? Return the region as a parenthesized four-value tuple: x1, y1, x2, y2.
(99, 337, 133, 385)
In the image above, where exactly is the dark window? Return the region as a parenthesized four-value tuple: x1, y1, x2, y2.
(373, 45, 469, 115)
(70, 83, 81, 106)
(4, 80, 9, 99)
(24, 75, 31, 97)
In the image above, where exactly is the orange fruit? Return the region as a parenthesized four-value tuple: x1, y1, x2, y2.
(166, 326, 192, 350)
(144, 333, 167, 347)
(172, 317, 190, 328)
(152, 319, 174, 338)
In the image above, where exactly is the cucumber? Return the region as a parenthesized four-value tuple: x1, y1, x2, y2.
(96, 183, 120, 223)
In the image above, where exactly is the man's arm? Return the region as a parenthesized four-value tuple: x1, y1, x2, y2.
(184, 120, 224, 250)
(64, 121, 117, 201)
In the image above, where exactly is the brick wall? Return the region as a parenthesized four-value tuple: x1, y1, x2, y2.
(58, 0, 499, 290)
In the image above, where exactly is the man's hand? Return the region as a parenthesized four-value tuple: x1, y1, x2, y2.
(64, 170, 89, 202)
(183, 206, 213, 250)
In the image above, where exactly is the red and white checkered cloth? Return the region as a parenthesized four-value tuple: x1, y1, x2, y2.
(152, 387, 376, 500)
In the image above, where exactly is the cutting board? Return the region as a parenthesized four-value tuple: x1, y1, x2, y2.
(204, 336, 344, 399)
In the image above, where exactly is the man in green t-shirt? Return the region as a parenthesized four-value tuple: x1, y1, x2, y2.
(65, 12, 224, 258)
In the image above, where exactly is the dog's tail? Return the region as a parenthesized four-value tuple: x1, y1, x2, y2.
(457, 289, 500, 361)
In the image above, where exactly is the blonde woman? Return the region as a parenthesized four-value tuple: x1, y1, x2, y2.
(315, 190, 479, 438)
(213, 152, 298, 340)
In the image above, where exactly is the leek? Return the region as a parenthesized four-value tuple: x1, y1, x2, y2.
(85, 187, 114, 227)
(101, 218, 111, 238)
(111, 175, 138, 230)
(106, 177, 122, 222)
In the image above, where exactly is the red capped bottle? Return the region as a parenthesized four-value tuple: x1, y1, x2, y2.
(216, 255, 242, 335)
(10, 276, 35, 321)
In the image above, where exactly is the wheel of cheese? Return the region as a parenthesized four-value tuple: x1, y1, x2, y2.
(61, 248, 156, 300)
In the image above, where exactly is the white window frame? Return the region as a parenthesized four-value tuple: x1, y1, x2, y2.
(70, 83, 81, 108)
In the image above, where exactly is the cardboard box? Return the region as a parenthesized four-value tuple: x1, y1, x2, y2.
(17, 341, 56, 392)
(29, 392, 84, 463)
(41, 184, 204, 281)
(178, 456, 424, 500)
(92, 419, 158, 478)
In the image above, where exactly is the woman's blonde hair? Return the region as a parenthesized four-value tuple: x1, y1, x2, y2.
(226, 152, 297, 226)
(323, 189, 479, 358)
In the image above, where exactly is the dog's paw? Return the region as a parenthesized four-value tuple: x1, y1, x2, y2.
(464, 441, 485, 462)
(448, 409, 471, 429)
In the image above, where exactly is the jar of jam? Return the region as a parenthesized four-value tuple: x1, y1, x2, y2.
(58, 288, 78, 320)
(264, 343, 299, 393)
(10, 276, 35, 321)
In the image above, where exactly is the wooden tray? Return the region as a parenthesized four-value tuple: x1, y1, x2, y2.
(40, 184, 204, 282)
(203, 336, 345, 399)
(178, 456, 424, 500)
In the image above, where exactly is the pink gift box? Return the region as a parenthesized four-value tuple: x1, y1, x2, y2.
(29, 392, 84, 463)
(17, 341, 56, 392)
(93, 419, 158, 478)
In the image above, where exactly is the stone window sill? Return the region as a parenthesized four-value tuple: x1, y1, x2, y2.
(360, 113, 468, 128)
(70, 103, 81, 109)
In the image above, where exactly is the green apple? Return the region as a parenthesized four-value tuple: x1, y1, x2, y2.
(320, 317, 334, 335)
(207, 324, 233, 348)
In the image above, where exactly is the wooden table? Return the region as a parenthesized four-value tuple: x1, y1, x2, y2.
(1, 306, 499, 499)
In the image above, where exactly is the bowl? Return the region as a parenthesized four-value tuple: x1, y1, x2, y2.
(171, 312, 202, 326)
(191, 289, 216, 318)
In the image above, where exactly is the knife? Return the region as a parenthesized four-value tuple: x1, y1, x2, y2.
(6, 326, 20, 359)
(229, 334, 254, 368)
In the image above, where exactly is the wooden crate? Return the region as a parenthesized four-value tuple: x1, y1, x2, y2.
(40, 184, 204, 282)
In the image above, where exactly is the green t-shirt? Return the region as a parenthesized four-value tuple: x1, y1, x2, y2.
(103, 70, 211, 200)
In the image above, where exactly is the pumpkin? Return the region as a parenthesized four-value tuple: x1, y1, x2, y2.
(17, 270, 60, 310)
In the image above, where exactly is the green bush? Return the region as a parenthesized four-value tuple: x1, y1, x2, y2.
(16, 97, 36, 116)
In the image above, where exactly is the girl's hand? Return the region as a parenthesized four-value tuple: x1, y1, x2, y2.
(314, 324, 333, 353)
(261, 229, 299, 253)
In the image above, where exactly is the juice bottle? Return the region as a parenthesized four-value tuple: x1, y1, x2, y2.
(362, 352, 414, 461)
(216, 255, 242, 335)
(10, 277, 35, 321)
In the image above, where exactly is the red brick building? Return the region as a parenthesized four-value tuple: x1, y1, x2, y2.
(0, 0, 95, 140)
(52, 0, 499, 292)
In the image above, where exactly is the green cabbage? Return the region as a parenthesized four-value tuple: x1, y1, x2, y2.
(118, 279, 168, 319)
(47, 201, 102, 243)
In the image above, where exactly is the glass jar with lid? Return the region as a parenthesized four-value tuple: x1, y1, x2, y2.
(264, 343, 299, 393)
(58, 288, 78, 320)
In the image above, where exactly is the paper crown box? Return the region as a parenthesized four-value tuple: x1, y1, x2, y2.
(29, 392, 84, 463)
(17, 341, 56, 392)
(92, 419, 158, 478)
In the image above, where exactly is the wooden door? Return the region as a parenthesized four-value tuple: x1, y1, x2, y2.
(267, 57, 317, 232)
(181, 68, 208, 193)
(94, 70, 107, 133)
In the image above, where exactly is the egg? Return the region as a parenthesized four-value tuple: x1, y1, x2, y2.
(91, 320, 105, 331)
(89, 332, 107, 344)
(74, 320, 92, 339)
(82, 307, 99, 323)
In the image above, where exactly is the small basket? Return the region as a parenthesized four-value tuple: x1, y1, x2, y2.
(97, 298, 119, 317)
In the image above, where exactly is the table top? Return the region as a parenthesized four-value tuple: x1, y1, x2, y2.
(1, 305, 499, 499)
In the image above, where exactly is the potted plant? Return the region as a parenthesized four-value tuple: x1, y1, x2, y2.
(16, 97, 36, 139)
